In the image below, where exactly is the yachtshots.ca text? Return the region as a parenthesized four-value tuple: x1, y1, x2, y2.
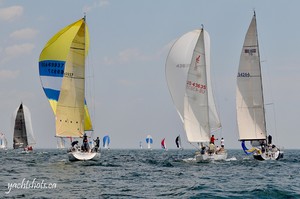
(6, 178, 57, 194)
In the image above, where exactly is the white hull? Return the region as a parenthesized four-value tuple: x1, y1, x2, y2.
(253, 150, 284, 161)
(195, 151, 228, 162)
(68, 150, 100, 161)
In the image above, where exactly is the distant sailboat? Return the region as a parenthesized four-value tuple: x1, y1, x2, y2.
(236, 12, 283, 160)
(145, 135, 153, 150)
(175, 135, 182, 150)
(0, 133, 7, 149)
(139, 141, 143, 149)
(57, 137, 66, 149)
(103, 135, 110, 149)
(39, 16, 100, 161)
(161, 138, 167, 150)
(12, 103, 36, 151)
(166, 26, 227, 161)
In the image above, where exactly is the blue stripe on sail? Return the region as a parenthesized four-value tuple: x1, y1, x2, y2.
(43, 88, 89, 105)
(39, 60, 65, 77)
(146, 138, 153, 144)
(43, 88, 60, 101)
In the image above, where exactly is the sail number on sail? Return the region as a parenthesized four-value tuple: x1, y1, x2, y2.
(186, 80, 207, 94)
(237, 72, 250, 77)
(39, 61, 65, 77)
(176, 64, 189, 68)
(64, 72, 74, 77)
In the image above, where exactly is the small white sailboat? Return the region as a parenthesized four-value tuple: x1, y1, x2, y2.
(145, 135, 153, 150)
(166, 26, 227, 162)
(236, 12, 283, 161)
(103, 135, 110, 149)
(39, 16, 100, 161)
(161, 138, 167, 151)
(57, 137, 66, 149)
(0, 132, 8, 149)
(12, 103, 36, 151)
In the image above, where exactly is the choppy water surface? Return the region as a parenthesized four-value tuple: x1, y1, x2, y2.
(1, 149, 299, 198)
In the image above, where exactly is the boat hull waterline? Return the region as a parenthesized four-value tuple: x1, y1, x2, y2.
(68, 151, 100, 161)
(253, 151, 284, 161)
(195, 151, 228, 162)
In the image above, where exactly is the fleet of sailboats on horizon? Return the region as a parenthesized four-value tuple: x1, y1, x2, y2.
(236, 12, 283, 160)
(165, 25, 227, 162)
(12, 103, 36, 151)
(38, 16, 100, 161)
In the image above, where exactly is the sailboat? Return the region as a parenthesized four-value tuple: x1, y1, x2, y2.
(166, 26, 227, 162)
(236, 12, 283, 161)
(103, 135, 110, 149)
(161, 138, 167, 150)
(0, 133, 8, 149)
(12, 103, 36, 151)
(145, 135, 153, 150)
(57, 137, 66, 149)
(175, 135, 183, 150)
(39, 16, 100, 161)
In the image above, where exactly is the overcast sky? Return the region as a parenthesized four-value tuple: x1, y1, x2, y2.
(0, 0, 299, 149)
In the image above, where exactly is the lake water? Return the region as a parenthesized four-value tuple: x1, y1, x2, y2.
(1, 149, 299, 198)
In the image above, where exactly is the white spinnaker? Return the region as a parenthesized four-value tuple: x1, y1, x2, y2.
(165, 30, 199, 122)
(236, 14, 267, 140)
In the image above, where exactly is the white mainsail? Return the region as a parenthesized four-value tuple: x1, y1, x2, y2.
(12, 103, 36, 148)
(22, 104, 36, 146)
(236, 13, 267, 141)
(55, 21, 86, 138)
(166, 28, 221, 144)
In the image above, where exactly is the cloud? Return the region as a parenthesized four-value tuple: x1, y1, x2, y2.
(83, 0, 109, 13)
(0, 69, 20, 79)
(158, 40, 176, 57)
(103, 48, 152, 65)
(1, 43, 35, 63)
(5, 43, 34, 56)
(118, 48, 145, 63)
(101, 41, 175, 65)
(0, 6, 23, 21)
(9, 28, 38, 40)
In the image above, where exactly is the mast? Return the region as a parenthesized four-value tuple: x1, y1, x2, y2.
(254, 12, 268, 138)
(202, 27, 211, 137)
(83, 15, 86, 134)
